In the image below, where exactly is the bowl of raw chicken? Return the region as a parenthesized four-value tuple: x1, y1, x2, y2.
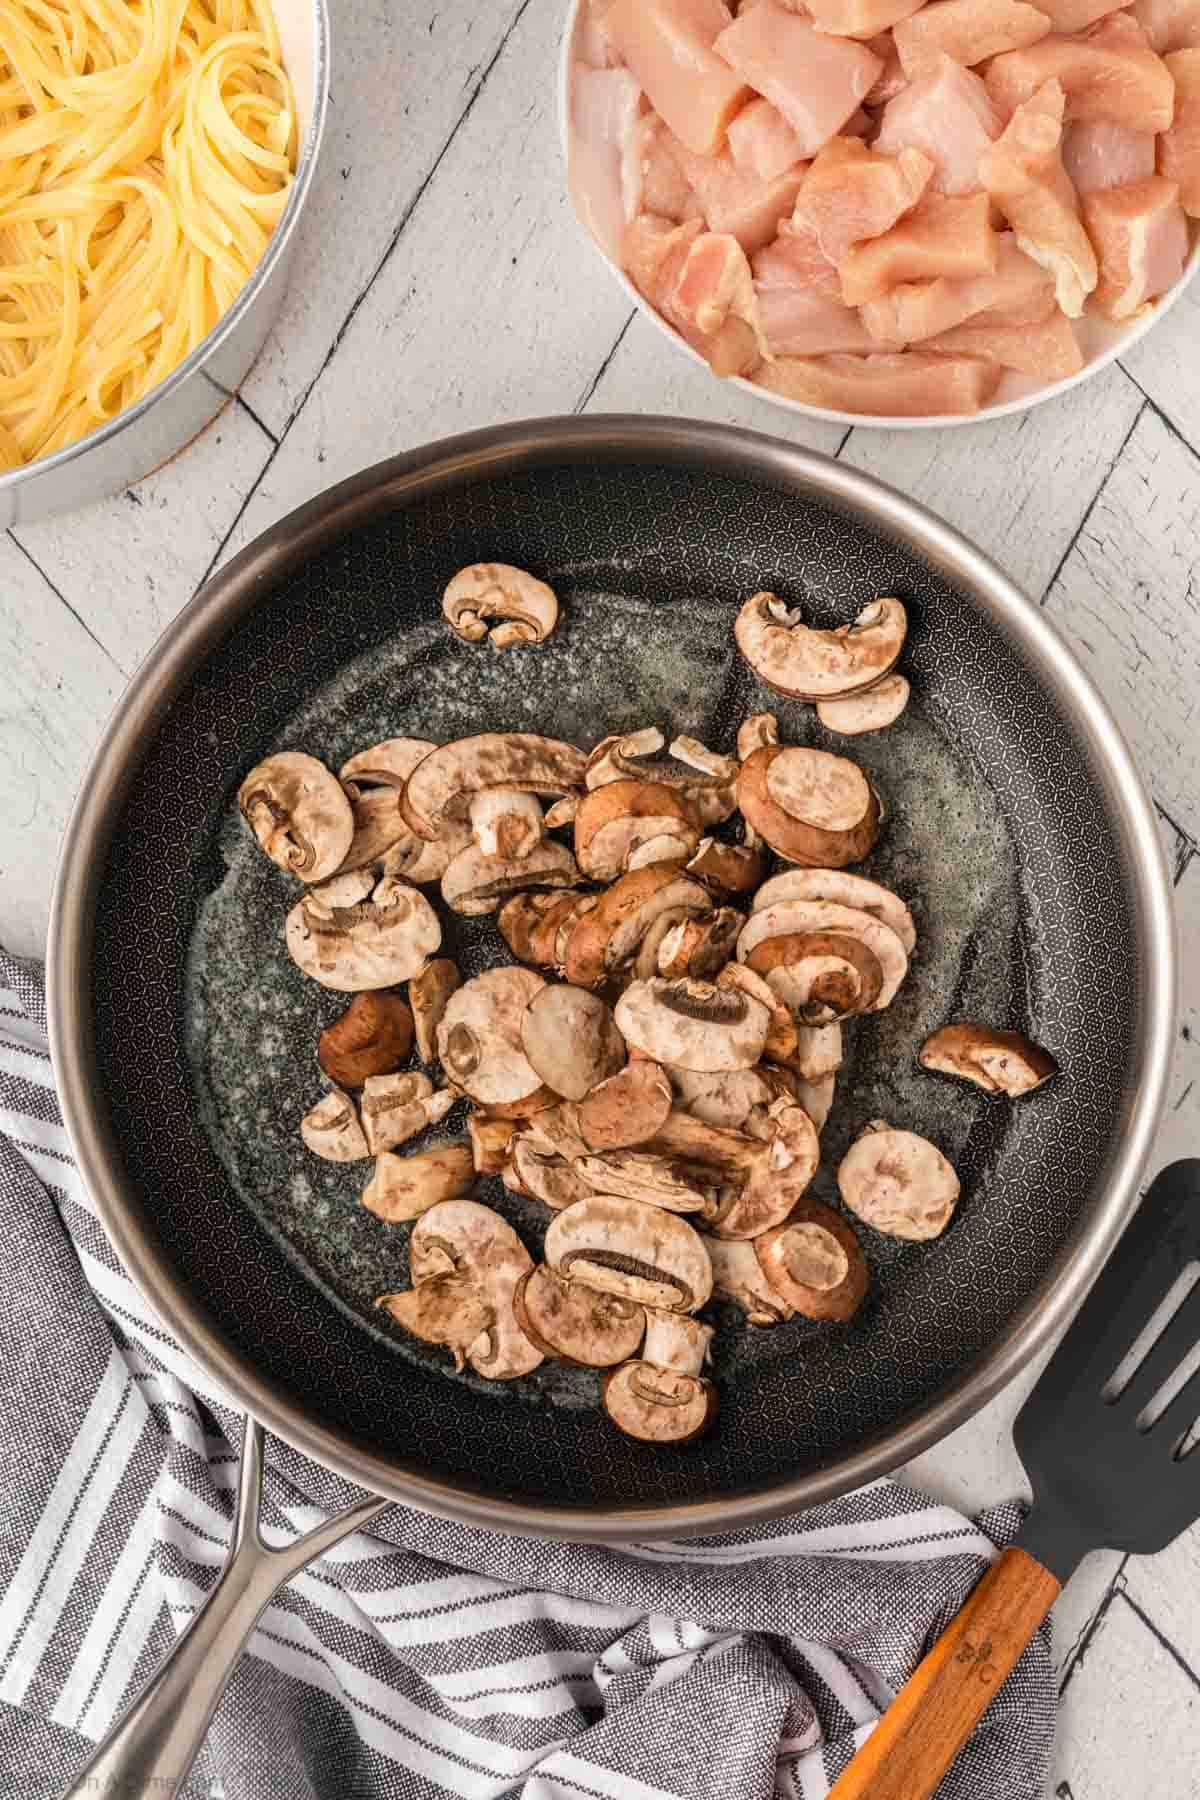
(562, 0, 1200, 426)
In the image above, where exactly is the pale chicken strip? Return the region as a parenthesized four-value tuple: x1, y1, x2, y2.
(893, 0, 1052, 79)
(924, 310, 1085, 376)
(1159, 49, 1200, 214)
(980, 79, 1098, 315)
(791, 137, 934, 262)
(664, 135, 807, 251)
(605, 0, 751, 156)
(714, 3, 884, 156)
(839, 192, 1000, 305)
(1034, 0, 1128, 30)
(802, 0, 925, 39)
(1082, 174, 1189, 315)
(865, 33, 908, 104)
(1131, 0, 1200, 52)
(754, 225, 843, 296)
(636, 114, 705, 221)
(569, 67, 646, 262)
(985, 15, 1177, 133)
(1061, 119, 1157, 193)
(875, 56, 1005, 194)
(727, 98, 808, 181)
(754, 350, 1004, 414)
(860, 235, 1056, 340)
(756, 284, 879, 352)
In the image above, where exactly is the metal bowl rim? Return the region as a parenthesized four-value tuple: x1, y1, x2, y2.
(47, 413, 1178, 1539)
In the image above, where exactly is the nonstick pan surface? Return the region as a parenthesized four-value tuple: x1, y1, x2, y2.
(48, 418, 1174, 1538)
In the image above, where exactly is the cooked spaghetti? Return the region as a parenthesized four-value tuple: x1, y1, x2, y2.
(0, 0, 297, 468)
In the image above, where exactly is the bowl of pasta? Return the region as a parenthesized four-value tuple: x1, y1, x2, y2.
(0, 0, 328, 525)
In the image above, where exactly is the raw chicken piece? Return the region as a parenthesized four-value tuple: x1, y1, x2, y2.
(754, 350, 1004, 413)
(860, 234, 1055, 339)
(1159, 49, 1200, 213)
(875, 56, 1005, 194)
(757, 284, 879, 351)
(714, 4, 884, 156)
(924, 310, 1084, 375)
(755, 223, 843, 294)
(865, 34, 908, 104)
(577, 0, 620, 68)
(624, 215, 770, 372)
(1082, 174, 1189, 315)
(894, 0, 1051, 79)
(569, 66, 646, 261)
(980, 79, 1099, 314)
(605, 0, 750, 156)
(985, 16, 1177, 133)
(1061, 119, 1157, 192)
(839, 191, 1000, 303)
(727, 98, 808, 180)
(665, 135, 807, 251)
(1034, 0, 1127, 31)
(791, 137, 934, 261)
(637, 114, 703, 220)
(1132, 0, 1200, 52)
(803, 0, 925, 39)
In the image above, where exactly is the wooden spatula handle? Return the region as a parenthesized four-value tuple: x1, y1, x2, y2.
(827, 1547, 1061, 1800)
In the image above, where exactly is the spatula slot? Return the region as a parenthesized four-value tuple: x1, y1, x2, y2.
(1134, 1334, 1200, 1434)
(1102, 1261, 1200, 1404)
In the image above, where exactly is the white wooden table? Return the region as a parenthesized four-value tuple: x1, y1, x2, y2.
(3, 3, 1198, 1789)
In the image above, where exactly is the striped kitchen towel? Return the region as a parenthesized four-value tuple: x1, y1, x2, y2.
(0, 952, 1054, 1800)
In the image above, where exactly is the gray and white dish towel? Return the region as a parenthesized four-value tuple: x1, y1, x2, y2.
(0, 952, 1053, 1800)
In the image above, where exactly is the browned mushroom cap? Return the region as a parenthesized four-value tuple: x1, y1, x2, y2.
(579, 1059, 672, 1151)
(498, 890, 597, 969)
(340, 738, 437, 790)
(238, 751, 354, 883)
(467, 1113, 517, 1175)
(478, 1085, 558, 1122)
(615, 977, 771, 1073)
(585, 727, 737, 826)
(442, 563, 559, 649)
(390, 1198, 544, 1379)
(520, 986, 626, 1102)
(466, 788, 547, 860)
(818, 674, 910, 736)
(574, 1148, 725, 1215)
(755, 1198, 869, 1322)
(734, 592, 908, 701)
(737, 713, 779, 760)
(657, 908, 743, 981)
(838, 1123, 960, 1241)
(746, 932, 883, 1023)
(436, 968, 548, 1107)
(286, 873, 441, 991)
(716, 963, 798, 1063)
(361, 1142, 475, 1220)
(919, 1024, 1058, 1097)
(685, 837, 769, 897)
(739, 899, 909, 1012)
(403, 735, 586, 841)
(410, 958, 462, 1065)
(563, 866, 711, 990)
(318, 992, 414, 1087)
(708, 1238, 795, 1325)
(668, 1067, 778, 1132)
(602, 1361, 717, 1442)
(753, 869, 917, 956)
(503, 1137, 592, 1210)
(738, 746, 881, 869)
(441, 839, 579, 916)
(574, 780, 701, 881)
(361, 1074, 455, 1154)
(711, 1100, 821, 1239)
(335, 787, 412, 873)
(300, 1089, 369, 1162)
(512, 1265, 646, 1366)
(376, 1276, 493, 1368)
(544, 1194, 713, 1312)
(632, 904, 702, 982)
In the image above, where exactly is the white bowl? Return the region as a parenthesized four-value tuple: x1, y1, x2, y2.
(560, 1, 1199, 431)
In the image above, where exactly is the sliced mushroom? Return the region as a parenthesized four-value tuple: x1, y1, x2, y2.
(520, 986, 626, 1102)
(379, 1199, 543, 1378)
(436, 968, 548, 1108)
(708, 1238, 795, 1325)
(633, 905, 702, 981)
(498, 890, 598, 969)
(544, 1194, 713, 1312)
(340, 738, 437, 790)
(746, 932, 883, 1023)
(657, 908, 743, 981)
(410, 958, 462, 1065)
(793, 1071, 836, 1133)
(336, 786, 412, 873)
(685, 837, 769, 897)
(467, 1113, 517, 1175)
(300, 1089, 369, 1162)
(441, 838, 579, 916)
(503, 1136, 594, 1210)
(734, 592, 908, 701)
(838, 1122, 960, 1241)
(376, 1275, 492, 1367)
(563, 866, 711, 990)
(668, 1067, 778, 1132)
(402, 734, 586, 841)
(777, 1022, 844, 1081)
(756, 1198, 869, 1323)
(543, 794, 579, 829)
(818, 674, 910, 736)
(739, 900, 909, 1011)
(575, 1148, 724, 1216)
(360, 1073, 456, 1154)
(442, 563, 559, 650)
(524, 1100, 590, 1162)
(512, 1264, 646, 1366)
(286, 873, 441, 991)
(586, 726, 737, 825)
(467, 788, 546, 860)
(738, 744, 881, 868)
(919, 1024, 1058, 1097)
(318, 991, 415, 1087)
(709, 1099, 821, 1239)
(737, 713, 780, 760)
(615, 976, 770, 1073)
(574, 780, 701, 881)
(642, 1308, 713, 1375)
(238, 751, 354, 883)
(602, 1359, 716, 1443)
(361, 1142, 475, 1220)
(752, 870, 917, 957)
(716, 962, 798, 1063)
(578, 1059, 673, 1151)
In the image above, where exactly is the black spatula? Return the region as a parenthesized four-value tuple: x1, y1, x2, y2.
(829, 1159, 1200, 1800)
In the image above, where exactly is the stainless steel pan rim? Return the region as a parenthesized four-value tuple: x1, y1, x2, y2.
(47, 414, 1177, 1540)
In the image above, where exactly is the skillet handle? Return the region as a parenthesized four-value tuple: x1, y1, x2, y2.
(826, 1546, 1061, 1800)
(62, 1416, 388, 1800)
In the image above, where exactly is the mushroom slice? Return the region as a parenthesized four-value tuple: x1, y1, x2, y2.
(615, 976, 770, 1073)
(403, 734, 586, 841)
(525, 1101, 590, 1163)
(777, 1023, 844, 1081)
(746, 931, 884, 1022)
(318, 991, 415, 1087)
(739, 900, 909, 1011)
(436, 967, 548, 1107)
(586, 727, 737, 826)
(376, 1276, 493, 1368)
(668, 1067, 777, 1132)
(410, 958, 462, 1065)
(468, 788, 546, 860)
(441, 839, 579, 916)
(563, 866, 711, 990)
(579, 1059, 673, 1150)
(385, 1199, 543, 1379)
(336, 786, 412, 873)
(633, 906, 702, 981)
(738, 745, 882, 868)
(710, 1239, 795, 1325)
(657, 908, 743, 981)
(793, 1071, 836, 1134)
(442, 563, 559, 650)
(710, 1100, 821, 1240)
(575, 1148, 725, 1216)
(339, 738, 437, 790)
(238, 751, 354, 883)
(685, 837, 769, 897)
(641, 1309, 713, 1377)
(513, 1265, 646, 1366)
(543, 794, 579, 829)
(756, 1198, 869, 1323)
(752, 870, 917, 956)
(380, 815, 473, 887)
(300, 1089, 369, 1162)
(521, 986, 626, 1102)
(286, 874, 441, 992)
(361, 1074, 455, 1154)
(468, 1114, 517, 1175)
(716, 963, 798, 1063)
(574, 780, 701, 881)
(919, 1023, 1058, 1097)
(602, 1360, 717, 1443)
(544, 1194, 713, 1312)
(361, 1142, 475, 1220)
(737, 713, 780, 760)
(818, 674, 911, 736)
(838, 1123, 960, 1241)
(498, 890, 581, 966)
(503, 1137, 594, 1210)
(734, 592, 908, 701)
